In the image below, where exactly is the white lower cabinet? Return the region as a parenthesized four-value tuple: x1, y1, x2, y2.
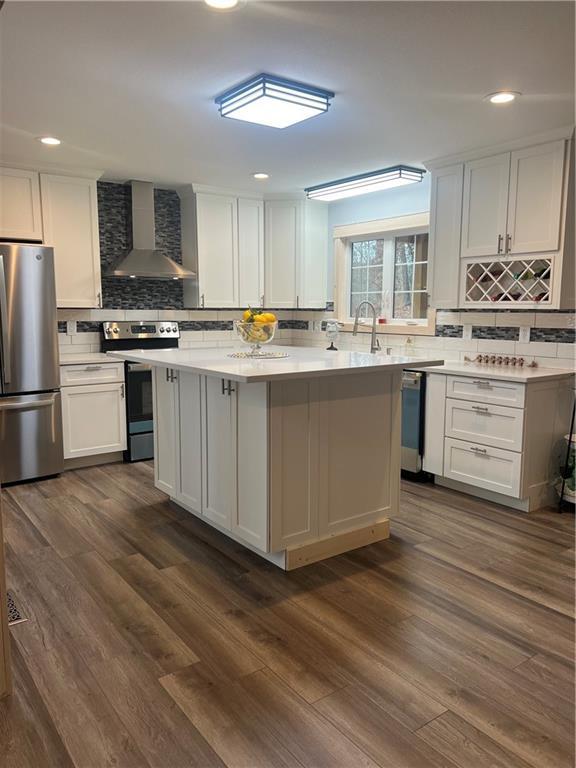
(426, 371, 572, 511)
(443, 437, 521, 498)
(201, 376, 237, 529)
(178, 371, 203, 511)
(62, 382, 126, 459)
(153, 367, 179, 496)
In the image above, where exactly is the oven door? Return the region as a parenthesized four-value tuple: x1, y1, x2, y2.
(125, 362, 154, 461)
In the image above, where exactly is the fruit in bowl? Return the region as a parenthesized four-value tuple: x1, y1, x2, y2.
(235, 309, 277, 355)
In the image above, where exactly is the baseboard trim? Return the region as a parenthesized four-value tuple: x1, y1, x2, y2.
(63, 452, 124, 471)
(285, 520, 390, 570)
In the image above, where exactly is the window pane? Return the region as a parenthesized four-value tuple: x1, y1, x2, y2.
(415, 234, 429, 263)
(395, 235, 415, 264)
(367, 265, 383, 291)
(394, 261, 413, 291)
(352, 242, 368, 266)
(393, 292, 413, 319)
(369, 239, 384, 265)
(367, 293, 383, 315)
(414, 262, 428, 291)
(351, 266, 367, 292)
(350, 294, 369, 317)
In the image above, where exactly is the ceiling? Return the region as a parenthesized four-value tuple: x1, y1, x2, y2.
(0, 1, 573, 193)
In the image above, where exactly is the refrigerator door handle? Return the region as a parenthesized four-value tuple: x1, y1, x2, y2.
(0, 395, 57, 411)
(0, 255, 10, 385)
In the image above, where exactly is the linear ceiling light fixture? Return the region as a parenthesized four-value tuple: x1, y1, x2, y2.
(305, 165, 425, 202)
(215, 73, 334, 129)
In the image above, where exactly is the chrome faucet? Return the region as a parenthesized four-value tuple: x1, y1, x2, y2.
(352, 301, 381, 353)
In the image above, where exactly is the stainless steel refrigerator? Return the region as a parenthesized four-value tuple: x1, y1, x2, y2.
(0, 243, 63, 484)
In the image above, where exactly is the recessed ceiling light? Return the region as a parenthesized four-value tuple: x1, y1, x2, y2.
(38, 136, 61, 146)
(305, 166, 425, 202)
(215, 73, 334, 129)
(205, 0, 239, 9)
(253, 172, 269, 180)
(486, 91, 520, 104)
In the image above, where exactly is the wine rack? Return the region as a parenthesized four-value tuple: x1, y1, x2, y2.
(465, 259, 552, 305)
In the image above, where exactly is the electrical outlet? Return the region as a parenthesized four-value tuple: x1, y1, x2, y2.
(463, 324, 472, 340)
(519, 326, 530, 343)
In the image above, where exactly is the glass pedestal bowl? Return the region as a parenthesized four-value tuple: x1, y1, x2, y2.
(234, 320, 278, 356)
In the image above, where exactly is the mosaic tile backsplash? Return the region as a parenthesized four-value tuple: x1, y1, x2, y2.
(98, 182, 184, 310)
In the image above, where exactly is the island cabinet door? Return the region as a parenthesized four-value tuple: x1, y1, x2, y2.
(177, 371, 203, 512)
(201, 376, 237, 530)
(153, 367, 179, 496)
(269, 379, 320, 551)
(317, 372, 401, 537)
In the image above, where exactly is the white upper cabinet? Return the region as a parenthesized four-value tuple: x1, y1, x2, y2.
(264, 199, 328, 308)
(461, 153, 510, 258)
(300, 201, 328, 308)
(507, 140, 565, 255)
(428, 163, 463, 308)
(40, 174, 101, 308)
(264, 200, 300, 308)
(0, 168, 43, 241)
(237, 198, 264, 308)
(196, 193, 238, 308)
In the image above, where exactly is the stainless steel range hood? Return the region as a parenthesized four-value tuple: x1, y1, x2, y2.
(107, 181, 196, 279)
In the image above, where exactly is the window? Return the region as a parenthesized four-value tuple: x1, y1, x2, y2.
(348, 232, 429, 321)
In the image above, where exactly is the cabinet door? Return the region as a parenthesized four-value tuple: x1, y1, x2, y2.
(153, 368, 179, 495)
(196, 193, 238, 307)
(0, 168, 43, 241)
(40, 174, 101, 308)
(264, 200, 300, 308)
(238, 198, 264, 308)
(507, 140, 565, 255)
(461, 153, 510, 258)
(178, 371, 203, 511)
(299, 201, 328, 308)
(62, 382, 126, 459)
(202, 376, 236, 529)
(429, 164, 463, 308)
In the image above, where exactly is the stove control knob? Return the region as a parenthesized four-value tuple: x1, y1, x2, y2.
(172, 326, 177, 333)
(113, 328, 119, 334)
(160, 327, 165, 333)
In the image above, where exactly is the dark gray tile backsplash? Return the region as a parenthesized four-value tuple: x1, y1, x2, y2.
(530, 328, 575, 344)
(471, 326, 520, 341)
(98, 182, 184, 310)
(435, 324, 463, 338)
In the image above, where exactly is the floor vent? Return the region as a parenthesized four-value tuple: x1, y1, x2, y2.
(7, 591, 27, 626)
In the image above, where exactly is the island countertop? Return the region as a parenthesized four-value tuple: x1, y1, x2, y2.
(107, 345, 444, 383)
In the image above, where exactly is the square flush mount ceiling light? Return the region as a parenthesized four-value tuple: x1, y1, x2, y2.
(215, 73, 334, 129)
(305, 165, 426, 201)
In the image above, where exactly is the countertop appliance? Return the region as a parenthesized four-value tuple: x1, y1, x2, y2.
(0, 243, 63, 484)
(101, 321, 180, 462)
(401, 370, 427, 478)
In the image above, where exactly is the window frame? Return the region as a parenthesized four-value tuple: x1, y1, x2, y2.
(333, 212, 436, 336)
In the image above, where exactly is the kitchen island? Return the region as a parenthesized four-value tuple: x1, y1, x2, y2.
(109, 346, 443, 568)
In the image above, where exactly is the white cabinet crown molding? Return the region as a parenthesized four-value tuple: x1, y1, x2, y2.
(333, 211, 429, 241)
(0, 162, 102, 180)
(424, 124, 574, 170)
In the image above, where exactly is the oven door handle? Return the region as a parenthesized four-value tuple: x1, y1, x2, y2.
(127, 363, 153, 372)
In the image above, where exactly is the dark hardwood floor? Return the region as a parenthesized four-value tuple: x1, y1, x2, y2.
(0, 461, 574, 768)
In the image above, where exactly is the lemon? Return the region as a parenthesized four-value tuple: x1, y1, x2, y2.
(242, 308, 253, 321)
(261, 312, 276, 323)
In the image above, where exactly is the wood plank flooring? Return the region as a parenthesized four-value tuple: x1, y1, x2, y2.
(0, 461, 573, 768)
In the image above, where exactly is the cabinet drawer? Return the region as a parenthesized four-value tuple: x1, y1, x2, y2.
(443, 437, 521, 497)
(60, 362, 124, 387)
(444, 398, 524, 452)
(446, 375, 525, 408)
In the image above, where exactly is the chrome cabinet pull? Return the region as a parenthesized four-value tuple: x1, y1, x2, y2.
(120, 383, 125, 399)
(85, 365, 102, 371)
(505, 234, 512, 254)
(497, 234, 503, 254)
(472, 405, 489, 413)
(97, 292, 102, 307)
(201, 294, 205, 308)
(470, 446, 488, 454)
(221, 378, 226, 395)
(165, 368, 170, 383)
(472, 379, 491, 387)
(260, 295, 265, 307)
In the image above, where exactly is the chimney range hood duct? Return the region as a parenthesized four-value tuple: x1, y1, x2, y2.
(107, 180, 196, 279)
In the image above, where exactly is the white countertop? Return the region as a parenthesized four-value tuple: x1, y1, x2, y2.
(423, 361, 574, 383)
(107, 345, 444, 383)
(59, 353, 118, 366)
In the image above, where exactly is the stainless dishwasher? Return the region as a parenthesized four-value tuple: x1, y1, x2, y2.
(401, 370, 427, 477)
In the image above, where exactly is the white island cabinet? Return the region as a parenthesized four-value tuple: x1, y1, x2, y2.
(111, 346, 442, 569)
